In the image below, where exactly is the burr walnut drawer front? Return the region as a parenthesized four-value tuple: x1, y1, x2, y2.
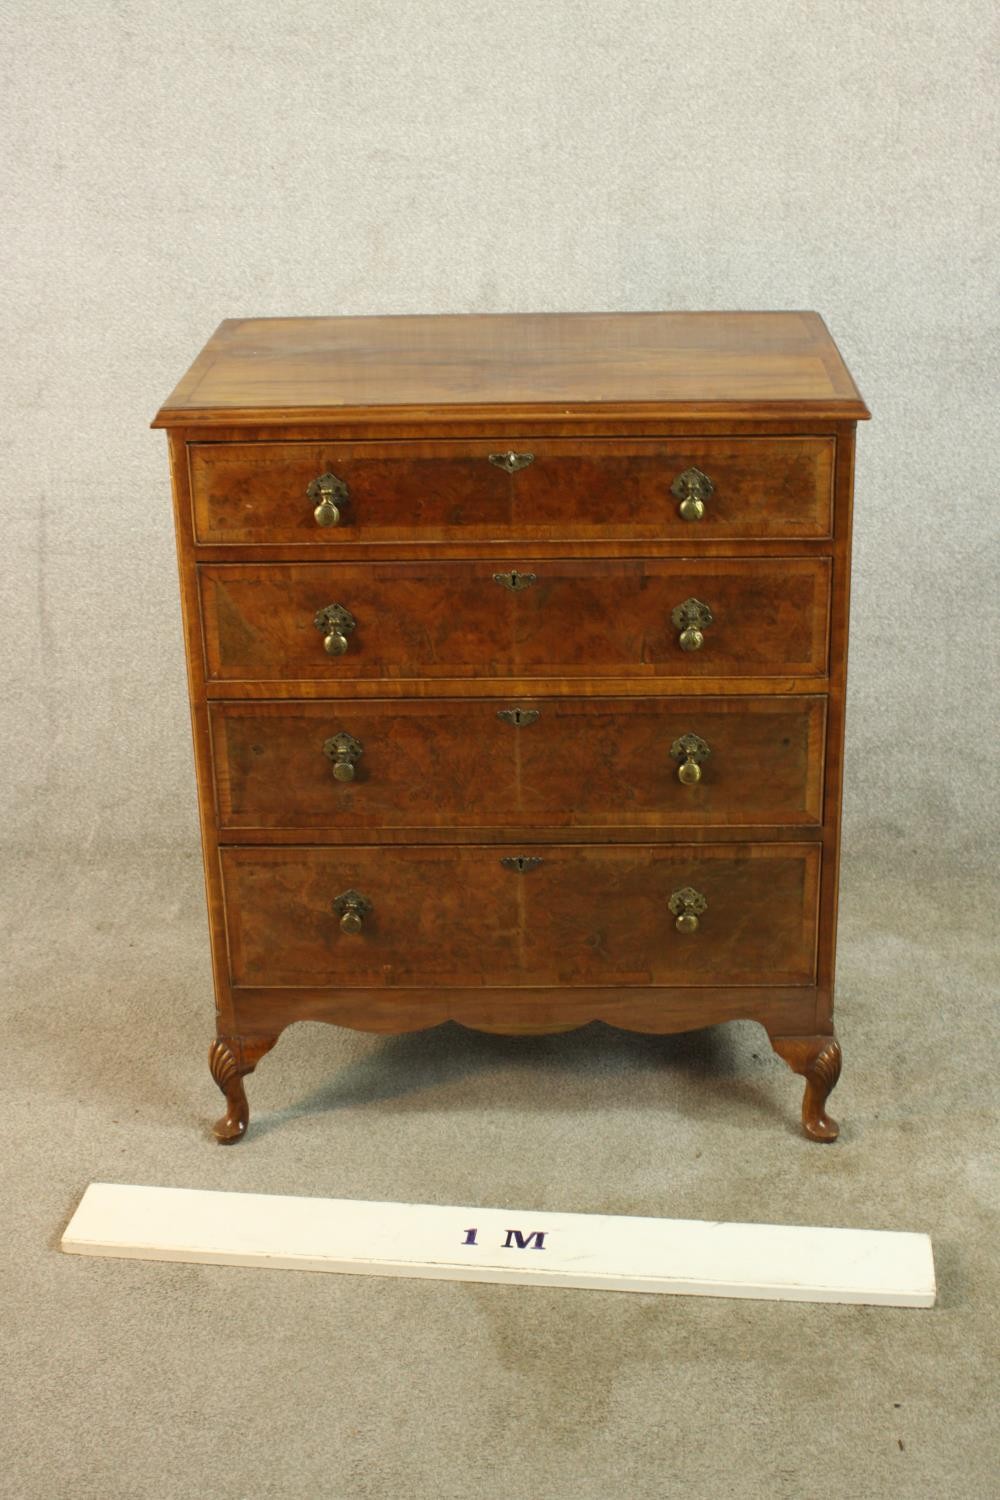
(210, 695, 826, 833)
(199, 558, 830, 683)
(189, 437, 834, 545)
(220, 844, 821, 989)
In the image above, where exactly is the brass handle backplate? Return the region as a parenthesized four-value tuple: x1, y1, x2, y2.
(670, 466, 714, 522)
(488, 451, 534, 473)
(307, 472, 350, 528)
(314, 603, 357, 656)
(668, 887, 708, 934)
(671, 597, 714, 652)
(323, 731, 363, 781)
(332, 889, 372, 934)
(670, 733, 711, 785)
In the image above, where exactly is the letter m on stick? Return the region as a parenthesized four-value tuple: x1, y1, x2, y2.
(502, 1228, 547, 1250)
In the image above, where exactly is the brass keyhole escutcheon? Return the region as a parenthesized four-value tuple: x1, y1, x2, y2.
(323, 731, 363, 782)
(671, 598, 714, 652)
(668, 887, 707, 934)
(307, 472, 350, 528)
(670, 733, 711, 786)
(670, 467, 714, 523)
(332, 889, 372, 934)
(493, 569, 538, 592)
(497, 707, 540, 727)
(488, 451, 534, 474)
(313, 603, 357, 656)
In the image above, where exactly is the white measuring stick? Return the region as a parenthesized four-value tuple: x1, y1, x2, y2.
(62, 1183, 935, 1307)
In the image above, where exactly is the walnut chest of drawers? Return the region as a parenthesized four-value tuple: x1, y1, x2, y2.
(153, 311, 868, 1143)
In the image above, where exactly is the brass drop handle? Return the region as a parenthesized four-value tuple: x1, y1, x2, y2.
(313, 603, 357, 656)
(671, 598, 714, 652)
(669, 887, 708, 935)
(323, 732, 363, 782)
(333, 889, 372, 934)
(307, 472, 350, 527)
(670, 734, 711, 785)
(670, 466, 714, 522)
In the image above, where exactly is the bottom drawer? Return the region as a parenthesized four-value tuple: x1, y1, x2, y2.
(221, 844, 820, 989)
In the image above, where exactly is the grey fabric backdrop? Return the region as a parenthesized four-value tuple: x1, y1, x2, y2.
(3, 0, 997, 869)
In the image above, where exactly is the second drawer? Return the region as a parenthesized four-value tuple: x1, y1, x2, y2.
(198, 558, 831, 683)
(211, 695, 826, 833)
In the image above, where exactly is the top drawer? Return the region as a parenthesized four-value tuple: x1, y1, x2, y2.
(188, 437, 835, 546)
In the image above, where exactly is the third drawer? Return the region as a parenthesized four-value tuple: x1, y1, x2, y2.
(210, 695, 826, 833)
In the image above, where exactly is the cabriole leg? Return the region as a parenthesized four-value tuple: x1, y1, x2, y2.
(208, 1033, 279, 1144)
(768, 1032, 842, 1142)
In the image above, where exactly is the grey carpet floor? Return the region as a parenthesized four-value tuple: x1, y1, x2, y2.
(3, 845, 997, 1500)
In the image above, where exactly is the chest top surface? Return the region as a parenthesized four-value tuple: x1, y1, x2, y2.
(152, 311, 869, 427)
